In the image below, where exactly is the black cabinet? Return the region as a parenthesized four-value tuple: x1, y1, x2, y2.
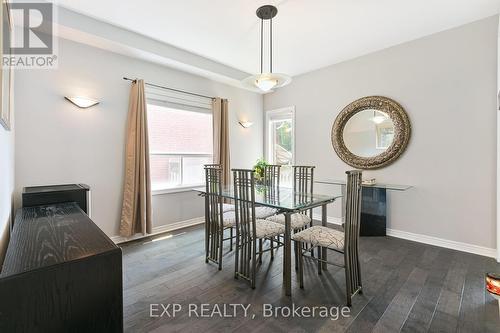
(0, 202, 123, 332)
(360, 187, 387, 236)
(22, 184, 91, 214)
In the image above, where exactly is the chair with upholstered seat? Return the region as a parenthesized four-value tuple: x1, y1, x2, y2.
(266, 166, 315, 229)
(292, 170, 363, 306)
(254, 164, 281, 219)
(262, 164, 281, 187)
(266, 166, 315, 266)
(232, 169, 285, 288)
(203, 164, 238, 270)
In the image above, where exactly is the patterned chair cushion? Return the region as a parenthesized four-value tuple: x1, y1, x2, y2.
(222, 206, 276, 218)
(222, 209, 279, 228)
(222, 217, 284, 238)
(254, 206, 278, 219)
(291, 226, 345, 251)
(266, 213, 311, 230)
(222, 203, 235, 212)
(222, 211, 237, 227)
(254, 220, 285, 238)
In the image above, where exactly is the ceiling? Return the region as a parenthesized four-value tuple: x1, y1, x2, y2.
(56, 0, 499, 77)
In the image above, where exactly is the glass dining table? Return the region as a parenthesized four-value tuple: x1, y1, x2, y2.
(194, 185, 341, 296)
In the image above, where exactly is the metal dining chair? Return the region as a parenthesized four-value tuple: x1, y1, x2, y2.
(262, 164, 281, 188)
(266, 166, 316, 267)
(232, 169, 285, 288)
(204, 164, 238, 270)
(292, 170, 363, 306)
(252, 164, 280, 219)
(267, 166, 315, 228)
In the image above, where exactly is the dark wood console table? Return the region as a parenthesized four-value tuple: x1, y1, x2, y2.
(0, 202, 123, 332)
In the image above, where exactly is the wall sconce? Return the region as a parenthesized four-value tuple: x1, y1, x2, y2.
(238, 121, 253, 128)
(65, 96, 99, 108)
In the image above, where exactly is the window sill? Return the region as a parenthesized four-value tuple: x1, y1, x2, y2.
(152, 185, 204, 196)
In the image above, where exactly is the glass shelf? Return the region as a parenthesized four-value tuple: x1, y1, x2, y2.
(315, 179, 412, 191)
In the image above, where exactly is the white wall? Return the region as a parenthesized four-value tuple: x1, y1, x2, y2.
(0, 97, 14, 267)
(265, 16, 499, 250)
(14, 37, 263, 237)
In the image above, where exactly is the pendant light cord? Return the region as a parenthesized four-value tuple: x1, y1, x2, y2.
(260, 18, 263, 74)
(270, 18, 273, 73)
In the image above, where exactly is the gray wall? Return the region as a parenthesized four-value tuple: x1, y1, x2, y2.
(14, 37, 263, 238)
(264, 16, 499, 249)
(0, 95, 14, 267)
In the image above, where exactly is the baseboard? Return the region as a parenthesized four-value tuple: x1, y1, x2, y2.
(312, 214, 343, 225)
(386, 228, 497, 258)
(110, 216, 204, 244)
(313, 214, 497, 259)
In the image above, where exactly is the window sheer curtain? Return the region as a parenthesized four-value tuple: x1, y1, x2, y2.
(120, 79, 152, 237)
(212, 98, 231, 185)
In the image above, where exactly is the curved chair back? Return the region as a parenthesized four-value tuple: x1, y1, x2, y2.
(204, 164, 224, 265)
(292, 166, 315, 194)
(232, 169, 257, 282)
(293, 166, 315, 217)
(262, 164, 281, 188)
(344, 170, 363, 301)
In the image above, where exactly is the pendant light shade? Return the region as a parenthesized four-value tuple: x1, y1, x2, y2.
(243, 5, 291, 92)
(243, 73, 291, 92)
(255, 75, 277, 92)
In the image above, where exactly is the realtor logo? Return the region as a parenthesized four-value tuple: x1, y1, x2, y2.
(3, 1, 57, 68)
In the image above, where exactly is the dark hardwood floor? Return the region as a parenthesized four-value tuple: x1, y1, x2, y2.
(121, 224, 500, 333)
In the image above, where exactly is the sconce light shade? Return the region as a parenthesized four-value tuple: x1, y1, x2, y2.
(65, 96, 99, 108)
(239, 121, 253, 128)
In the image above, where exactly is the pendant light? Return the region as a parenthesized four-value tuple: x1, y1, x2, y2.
(243, 5, 291, 92)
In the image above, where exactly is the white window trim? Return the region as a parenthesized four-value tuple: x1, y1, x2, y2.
(264, 106, 296, 165)
(146, 85, 213, 111)
(152, 184, 204, 196)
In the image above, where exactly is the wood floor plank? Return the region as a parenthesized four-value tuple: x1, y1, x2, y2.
(400, 248, 452, 332)
(427, 254, 468, 333)
(457, 253, 487, 333)
(344, 242, 420, 332)
(372, 267, 428, 332)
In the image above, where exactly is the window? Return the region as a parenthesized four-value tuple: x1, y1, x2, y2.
(148, 103, 213, 192)
(265, 107, 295, 186)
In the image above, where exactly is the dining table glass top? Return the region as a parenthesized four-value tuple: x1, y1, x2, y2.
(194, 185, 340, 211)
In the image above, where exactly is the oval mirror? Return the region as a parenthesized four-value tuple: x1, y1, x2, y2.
(332, 96, 411, 169)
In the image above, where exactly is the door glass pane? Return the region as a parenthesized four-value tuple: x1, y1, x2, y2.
(150, 155, 181, 190)
(182, 156, 213, 185)
(271, 119, 293, 166)
(269, 116, 293, 187)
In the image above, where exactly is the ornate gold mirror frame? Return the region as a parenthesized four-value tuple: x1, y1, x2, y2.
(331, 96, 411, 169)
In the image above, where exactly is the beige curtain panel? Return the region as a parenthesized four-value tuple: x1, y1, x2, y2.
(212, 98, 231, 185)
(119, 79, 152, 237)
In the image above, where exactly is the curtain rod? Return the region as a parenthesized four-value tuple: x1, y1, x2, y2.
(123, 77, 215, 100)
